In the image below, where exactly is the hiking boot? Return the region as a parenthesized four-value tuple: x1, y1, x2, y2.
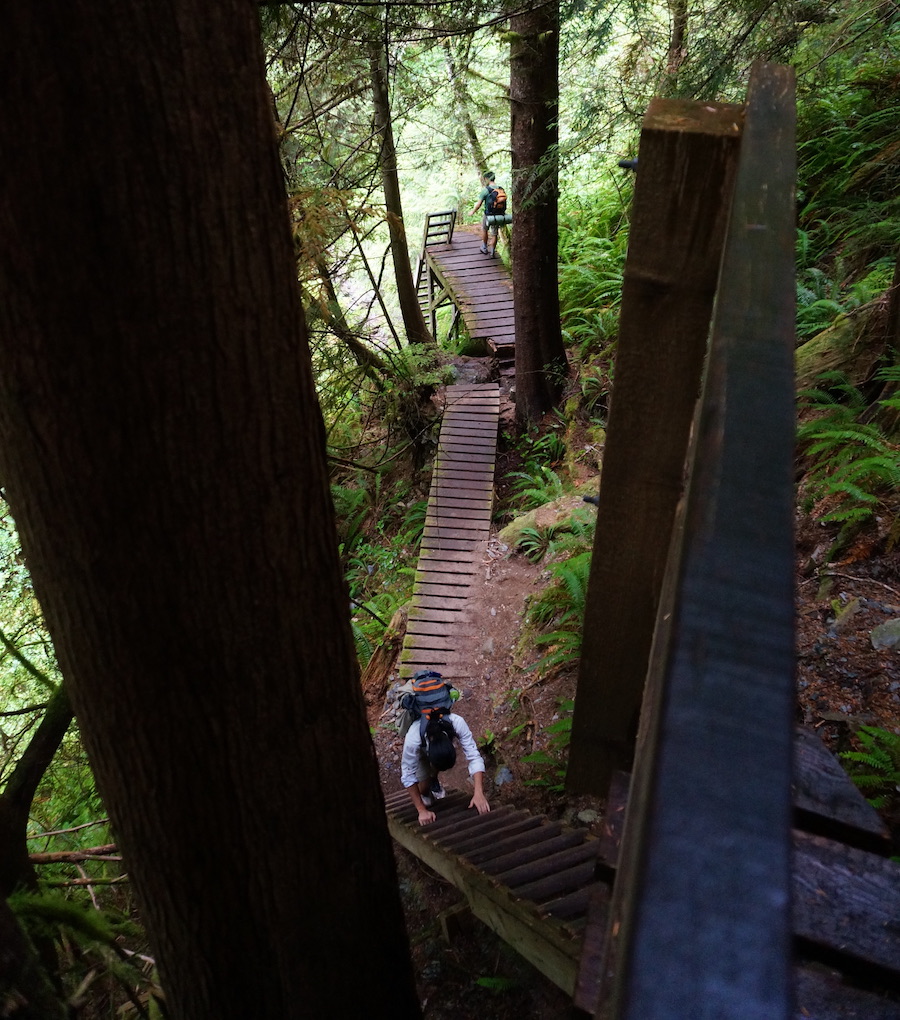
(489, 248, 496, 258)
(429, 777, 446, 800)
(479, 244, 488, 254)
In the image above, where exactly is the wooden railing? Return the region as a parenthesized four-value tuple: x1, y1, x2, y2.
(570, 62, 798, 1017)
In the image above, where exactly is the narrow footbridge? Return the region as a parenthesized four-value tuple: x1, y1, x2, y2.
(414, 211, 515, 374)
(399, 382, 499, 684)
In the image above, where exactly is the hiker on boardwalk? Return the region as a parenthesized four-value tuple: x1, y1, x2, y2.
(470, 171, 507, 258)
(401, 709, 491, 826)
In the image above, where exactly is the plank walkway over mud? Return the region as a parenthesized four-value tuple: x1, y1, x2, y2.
(415, 212, 515, 373)
(399, 382, 500, 682)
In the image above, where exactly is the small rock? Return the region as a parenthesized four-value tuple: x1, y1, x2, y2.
(494, 765, 514, 786)
(482, 637, 495, 655)
(871, 619, 900, 650)
(577, 809, 600, 825)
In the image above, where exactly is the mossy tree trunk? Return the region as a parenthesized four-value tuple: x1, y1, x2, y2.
(0, 5, 420, 1018)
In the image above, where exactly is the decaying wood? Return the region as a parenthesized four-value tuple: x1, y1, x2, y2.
(360, 604, 408, 705)
(795, 297, 889, 389)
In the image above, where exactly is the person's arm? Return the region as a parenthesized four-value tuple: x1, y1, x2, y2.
(407, 783, 436, 826)
(471, 197, 483, 216)
(452, 715, 490, 814)
(469, 770, 490, 815)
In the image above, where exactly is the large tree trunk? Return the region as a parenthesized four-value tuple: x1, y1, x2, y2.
(510, 1, 568, 422)
(370, 41, 433, 347)
(0, 5, 420, 1019)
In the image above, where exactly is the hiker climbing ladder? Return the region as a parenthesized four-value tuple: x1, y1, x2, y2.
(400, 382, 500, 683)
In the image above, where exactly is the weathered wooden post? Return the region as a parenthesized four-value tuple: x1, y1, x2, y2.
(588, 62, 797, 1018)
(567, 97, 744, 795)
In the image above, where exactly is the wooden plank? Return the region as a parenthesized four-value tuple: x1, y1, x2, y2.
(414, 562, 479, 578)
(793, 830, 900, 974)
(424, 515, 490, 532)
(432, 467, 495, 481)
(398, 666, 470, 680)
(408, 599, 469, 617)
(574, 886, 613, 1013)
(427, 805, 518, 840)
(436, 439, 496, 454)
(427, 482, 493, 496)
(411, 583, 471, 600)
(429, 485, 493, 500)
(436, 426, 493, 438)
(792, 726, 890, 853)
(435, 452, 495, 468)
(543, 884, 604, 923)
(439, 420, 498, 433)
(453, 818, 549, 858)
(406, 616, 477, 632)
(417, 548, 481, 564)
(386, 815, 581, 997)
(403, 635, 464, 652)
(419, 537, 483, 552)
(423, 507, 489, 525)
(496, 840, 599, 889)
(479, 830, 585, 875)
(439, 424, 499, 437)
(436, 812, 533, 850)
(423, 526, 490, 542)
(513, 859, 598, 905)
(594, 65, 797, 1020)
(416, 556, 480, 572)
(466, 822, 566, 866)
(427, 494, 493, 511)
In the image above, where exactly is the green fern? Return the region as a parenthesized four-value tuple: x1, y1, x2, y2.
(840, 726, 900, 809)
(506, 467, 565, 510)
(517, 524, 558, 563)
(524, 552, 591, 676)
(521, 698, 574, 790)
(798, 372, 900, 531)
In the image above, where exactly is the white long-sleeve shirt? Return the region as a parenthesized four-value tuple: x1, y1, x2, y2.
(401, 712, 485, 788)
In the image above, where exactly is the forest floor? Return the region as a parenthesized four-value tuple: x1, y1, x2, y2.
(367, 475, 900, 1019)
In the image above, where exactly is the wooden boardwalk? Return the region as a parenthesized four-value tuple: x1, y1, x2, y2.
(399, 382, 500, 682)
(415, 214, 515, 373)
(386, 728, 900, 1017)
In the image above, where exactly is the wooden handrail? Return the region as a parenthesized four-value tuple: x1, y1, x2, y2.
(597, 61, 797, 1019)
